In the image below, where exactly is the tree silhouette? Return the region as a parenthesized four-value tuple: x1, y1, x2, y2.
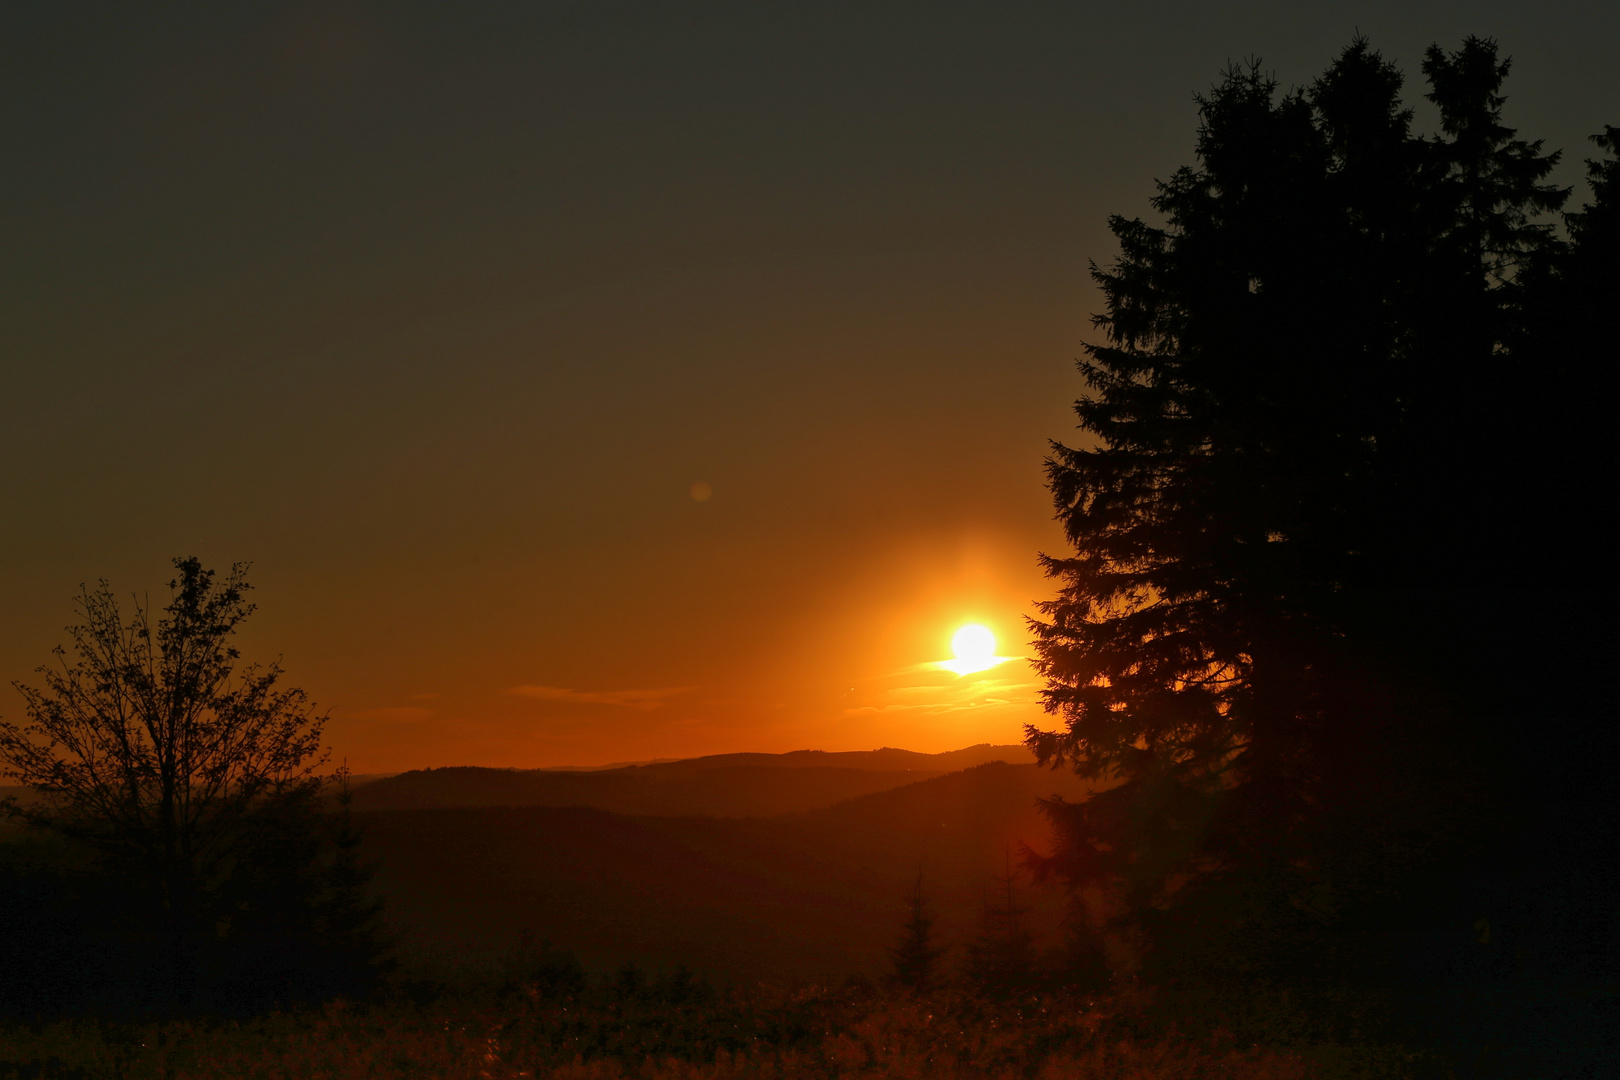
(1421, 38, 1567, 286)
(1025, 35, 1608, 978)
(1027, 45, 1407, 916)
(0, 557, 387, 1012)
(1052, 897, 1110, 992)
(887, 871, 947, 991)
(1399, 39, 1567, 604)
(503, 929, 587, 1001)
(1518, 124, 1620, 577)
(963, 853, 1035, 993)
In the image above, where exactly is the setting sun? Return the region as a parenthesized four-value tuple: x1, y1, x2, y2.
(941, 623, 1004, 676)
(952, 623, 995, 662)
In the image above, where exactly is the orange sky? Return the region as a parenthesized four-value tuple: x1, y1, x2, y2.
(3, 4, 1614, 772)
(319, 527, 1061, 770)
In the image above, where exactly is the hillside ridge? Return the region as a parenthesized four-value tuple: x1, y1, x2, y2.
(356, 760, 1095, 982)
(349, 743, 1035, 817)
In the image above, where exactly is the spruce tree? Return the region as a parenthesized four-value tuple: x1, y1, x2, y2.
(1510, 124, 1620, 758)
(1029, 50, 1396, 915)
(1402, 38, 1567, 597)
(1026, 36, 1581, 974)
(887, 872, 946, 991)
(963, 854, 1035, 993)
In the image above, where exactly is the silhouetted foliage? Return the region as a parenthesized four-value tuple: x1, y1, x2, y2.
(0, 834, 127, 1019)
(886, 872, 947, 991)
(502, 930, 587, 1001)
(963, 855, 1036, 994)
(1050, 898, 1110, 993)
(0, 558, 391, 1016)
(1027, 33, 1618, 1003)
(1517, 124, 1620, 587)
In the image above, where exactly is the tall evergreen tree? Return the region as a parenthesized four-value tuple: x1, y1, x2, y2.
(1028, 51, 1391, 918)
(1026, 36, 1583, 978)
(1401, 39, 1566, 598)
(1508, 124, 1620, 764)
(1521, 123, 1620, 537)
(1422, 38, 1567, 286)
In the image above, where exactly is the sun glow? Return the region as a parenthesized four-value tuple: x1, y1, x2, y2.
(940, 623, 1005, 676)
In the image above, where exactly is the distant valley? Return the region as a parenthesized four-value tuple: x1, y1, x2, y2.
(356, 746, 1097, 985)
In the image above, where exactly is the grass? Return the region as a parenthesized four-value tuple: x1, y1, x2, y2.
(0, 979, 1436, 1079)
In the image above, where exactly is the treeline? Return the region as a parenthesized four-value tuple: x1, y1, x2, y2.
(884, 867, 1108, 998)
(1026, 32, 1617, 1018)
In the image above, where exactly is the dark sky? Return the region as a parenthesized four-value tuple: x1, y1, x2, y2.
(4, 2, 1614, 771)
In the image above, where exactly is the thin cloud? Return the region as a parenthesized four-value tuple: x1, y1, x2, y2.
(881, 679, 1041, 699)
(889, 656, 1030, 677)
(846, 700, 1009, 715)
(845, 671, 1043, 715)
(508, 684, 693, 711)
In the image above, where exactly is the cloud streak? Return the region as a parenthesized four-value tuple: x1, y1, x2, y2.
(843, 669, 1043, 716)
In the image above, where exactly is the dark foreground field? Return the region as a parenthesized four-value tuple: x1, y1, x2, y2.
(0, 981, 1433, 1080)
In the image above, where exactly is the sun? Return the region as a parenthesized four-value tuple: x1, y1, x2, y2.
(952, 624, 995, 662)
(941, 623, 1003, 676)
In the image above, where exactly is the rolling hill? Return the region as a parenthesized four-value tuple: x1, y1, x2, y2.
(348, 743, 1035, 817)
(356, 759, 1096, 984)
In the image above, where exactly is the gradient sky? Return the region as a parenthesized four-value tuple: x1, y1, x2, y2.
(4, 2, 1615, 772)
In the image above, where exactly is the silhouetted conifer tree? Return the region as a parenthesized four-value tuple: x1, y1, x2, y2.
(887, 871, 946, 991)
(1400, 39, 1567, 596)
(303, 766, 395, 998)
(1567, 126, 1620, 252)
(1052, 897, 1110, 993)
(614, 961, 648, 1002)
(964, 854, 1035, 992)
(1029, 46, 1402, 922)
(1518, 125, 1620, 558)
(1026, 35, 1608, 982)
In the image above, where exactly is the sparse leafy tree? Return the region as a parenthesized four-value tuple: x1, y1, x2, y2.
(0, 557, 386, 1011)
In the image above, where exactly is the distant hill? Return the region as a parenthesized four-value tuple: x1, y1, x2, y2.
(357, 759, 1095, 984)
(349, 743, 1034, 817)
(611, 745, 1037, 773)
